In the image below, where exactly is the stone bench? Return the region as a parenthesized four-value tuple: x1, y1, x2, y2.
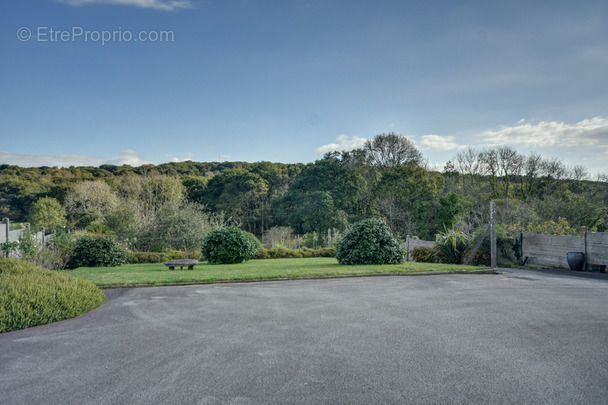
(163, 259, 199, 270)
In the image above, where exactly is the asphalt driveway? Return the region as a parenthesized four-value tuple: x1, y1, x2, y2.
(1, 269, 607, 404)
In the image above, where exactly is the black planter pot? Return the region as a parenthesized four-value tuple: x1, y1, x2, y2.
(566, 252, 585, 272)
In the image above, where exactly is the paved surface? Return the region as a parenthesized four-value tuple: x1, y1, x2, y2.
(1, 269, 608, 404)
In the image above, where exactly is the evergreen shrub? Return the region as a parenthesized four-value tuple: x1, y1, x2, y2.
(202, 227, 258, 264)
(335, 218, 404, 265)
(68, 234, 127, 268)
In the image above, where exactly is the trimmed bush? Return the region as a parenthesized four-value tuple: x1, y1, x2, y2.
(202, 227, 258, 264)
(253, 247, 297, 259)
(130, 251, 167, 263)
(0, 258, 106, 333)
(335, 218, 404, 265)
(411, 246, 434, 263)
(68, 234, 127, 268)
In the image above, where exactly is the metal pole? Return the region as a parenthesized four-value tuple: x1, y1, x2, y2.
(3, 218, 9, 241)
(297, 235, 301, 258)
(490, 201, 497, 269)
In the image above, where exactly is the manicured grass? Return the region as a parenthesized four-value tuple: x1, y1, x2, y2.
(1, 258, 106, 333)
(66, 257, 489, 287)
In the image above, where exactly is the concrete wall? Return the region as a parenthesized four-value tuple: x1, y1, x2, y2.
(523, 232, 608, 269)
(404, 231, 608, 268)
(0, 223, 25, 243)
(584, 232, 608, 268)
(0, 223, 49, 246)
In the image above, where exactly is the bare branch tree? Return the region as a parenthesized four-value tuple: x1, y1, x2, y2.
(455, 147, 482, 177)
(570, 165, 589, 182)
(480, 148, 499, 197)
(496, 146, 523, 198)
(520, 152, 542, 200)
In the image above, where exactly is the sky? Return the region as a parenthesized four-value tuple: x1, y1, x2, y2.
(2, 0, 608, 175)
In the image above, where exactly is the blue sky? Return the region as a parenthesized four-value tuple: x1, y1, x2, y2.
(2, 0, 607, 175)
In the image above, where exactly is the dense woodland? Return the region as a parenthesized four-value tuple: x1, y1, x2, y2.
(2, 134, 607, 251)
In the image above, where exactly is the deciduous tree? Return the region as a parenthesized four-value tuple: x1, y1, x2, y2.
(28, 197, 67, 232)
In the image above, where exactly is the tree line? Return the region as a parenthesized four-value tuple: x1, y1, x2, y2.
(2, 133, 607, 252)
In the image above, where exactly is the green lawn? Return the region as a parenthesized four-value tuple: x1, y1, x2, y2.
(66, 258, 489, 287)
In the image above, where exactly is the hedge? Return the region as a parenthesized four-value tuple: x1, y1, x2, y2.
(253, 247, 336, 259)
(0, 258, 106, 333)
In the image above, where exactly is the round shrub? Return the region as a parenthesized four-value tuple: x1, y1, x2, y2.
(0, 258, 106, 333)
(335, 218, 404, 265)
(68, 234, 127, 268)
(202, 227, 258, 264)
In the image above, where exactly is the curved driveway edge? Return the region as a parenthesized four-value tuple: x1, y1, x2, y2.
(98, 269, 496, 289)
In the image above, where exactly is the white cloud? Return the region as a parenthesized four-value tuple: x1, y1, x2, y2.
(0, 150, 153, 168)
(418, 135, 466, 151)
(426, 161, 448, 172)
(0, 152, 100, 167)
(57, 0, 193, 11)
(316, 134, 368, 154)
(482, 117, 608, 148)
(103, 150, 154, 166)
(165, 152, 195, 163)
(212, 154, 234, 162)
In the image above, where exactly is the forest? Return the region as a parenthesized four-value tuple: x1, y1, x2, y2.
(1, 133, 607, 252)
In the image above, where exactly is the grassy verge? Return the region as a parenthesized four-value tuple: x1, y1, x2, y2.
(66, 257, 489, 287)
(1, 258, 106, 333)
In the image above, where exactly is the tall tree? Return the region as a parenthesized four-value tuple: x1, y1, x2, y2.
(376, 162, 444, 239)
(287, 153, 367, 217)
(201, 168, 269, 233)
(286, 191, 348, 235)
(364, 132, 423, 169)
